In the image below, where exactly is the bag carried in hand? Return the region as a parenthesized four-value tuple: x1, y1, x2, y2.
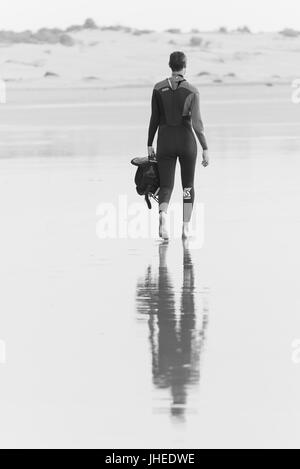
(131, 157, 160, 209)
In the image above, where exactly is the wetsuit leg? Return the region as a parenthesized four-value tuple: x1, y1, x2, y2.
(178, 127, 197, 222)
(157, 126, 177, 213)
(157, 153, 177, 213)
(157, 126, 197, 219)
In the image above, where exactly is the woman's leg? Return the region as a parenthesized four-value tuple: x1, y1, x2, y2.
(179, 146, 197, 230)
(157, 154, 177, 239)
(157, 154, 177, 214)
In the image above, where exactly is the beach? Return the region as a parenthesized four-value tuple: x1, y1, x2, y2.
(0, 82, 300, 448)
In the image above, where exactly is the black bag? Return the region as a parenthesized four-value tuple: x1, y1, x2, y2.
(131, 157, 160, 209)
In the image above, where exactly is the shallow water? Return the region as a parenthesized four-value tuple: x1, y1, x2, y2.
(0, 84, 300, 448)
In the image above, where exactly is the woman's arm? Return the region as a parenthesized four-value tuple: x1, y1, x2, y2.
(191, 91, 208, 151)
(147, 89, 160, 149)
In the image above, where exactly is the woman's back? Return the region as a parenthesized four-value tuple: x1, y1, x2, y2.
(148, 76, 207, 150)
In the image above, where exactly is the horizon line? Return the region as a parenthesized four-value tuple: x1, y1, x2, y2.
(0, 20, 298, 35)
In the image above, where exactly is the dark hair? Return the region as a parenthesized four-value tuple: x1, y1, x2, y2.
(169, 51, 187, 72)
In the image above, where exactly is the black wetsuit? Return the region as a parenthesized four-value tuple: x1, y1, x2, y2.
(147, 74, 208, 221)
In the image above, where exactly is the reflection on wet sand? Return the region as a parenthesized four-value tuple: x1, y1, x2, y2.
(136, 241, 209, 420)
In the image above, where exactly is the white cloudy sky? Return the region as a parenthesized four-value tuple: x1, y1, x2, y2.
(1, 0, 300, 32)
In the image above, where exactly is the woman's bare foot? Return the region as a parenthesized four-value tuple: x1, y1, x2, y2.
(159, 212, 169, 240)
(182, 222, 190, 239)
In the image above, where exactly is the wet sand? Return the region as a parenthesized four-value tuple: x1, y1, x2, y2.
(0, 84, 300, 448)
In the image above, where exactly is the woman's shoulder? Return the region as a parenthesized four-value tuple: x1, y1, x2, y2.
(180, 80, 199, 95)
(152, 78, 199, 95)
(153, 78, 169, 91)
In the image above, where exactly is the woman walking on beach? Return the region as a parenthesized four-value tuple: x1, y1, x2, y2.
(147, 51, 209, 240)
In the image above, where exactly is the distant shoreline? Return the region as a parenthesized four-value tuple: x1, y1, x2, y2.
(5, 81, 291, 91)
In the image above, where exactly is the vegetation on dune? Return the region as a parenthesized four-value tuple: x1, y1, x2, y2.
(66, 24, 83, 33)
(65, 18, 98, 32)
(0, 20, 157, 45)
(279, 28, 300, 38)
(1, 17, 299, 51)
(0, 28, 75, 46)
(101, 25, 132, 32)
(84, 18, 98, 29)
(0, 18, 99, 46)
(197, 71, 211, 76)
(35, 28, 64, 44)
(218, 26, 228, 34)
(0, 30, 37, 44)
(100, 24, 154, 34)
(189, 36, 211, 49)
(236, 26, 252, 34)
(59, 34, 75, 47)
(165, 28, 182, 34)
(44, 71, 59, 78)
(132, 29, 154, 35)
(189, 36, 203, 47)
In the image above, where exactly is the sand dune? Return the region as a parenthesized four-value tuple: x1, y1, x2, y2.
(1, 27, 300, 88)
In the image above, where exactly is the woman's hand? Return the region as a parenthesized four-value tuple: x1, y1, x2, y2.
(202, 149, 209, 167)
(148, 146, 157, 162)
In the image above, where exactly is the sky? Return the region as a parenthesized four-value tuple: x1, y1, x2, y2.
(0, 0, 300, 32)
